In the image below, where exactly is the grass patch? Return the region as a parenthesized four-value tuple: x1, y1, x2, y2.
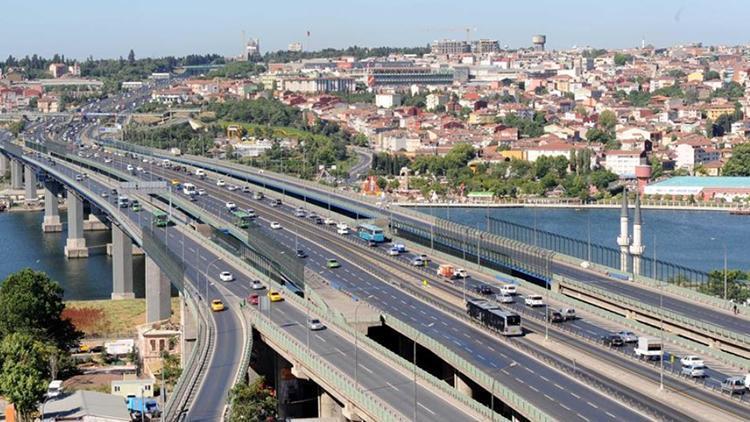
(63, 298, 181, 338)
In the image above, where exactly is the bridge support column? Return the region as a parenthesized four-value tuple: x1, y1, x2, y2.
(0, 154, 9, 177)
(179, 291, 198, 367)
(454, 373, 473, 397)
(318, 390, 343, 419)
(146, 255, 170, 323)
(10, 160, 23, 190)
(42, 185, 62, 232)
(111, 225, 135, 300)
(24, 165, 36, 202)
(64, 191, 88, 258)
(83, 213, 108, 231)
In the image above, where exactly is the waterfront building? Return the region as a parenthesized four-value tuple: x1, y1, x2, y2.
(644, 176, 750, 200)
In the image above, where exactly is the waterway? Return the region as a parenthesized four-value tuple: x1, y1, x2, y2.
(1, 205, 747, 300)
(425, 206, 750, 274)
(0, 210, 145, 300)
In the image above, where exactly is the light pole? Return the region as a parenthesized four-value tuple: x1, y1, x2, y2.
(414, 322, 435, 422)
(354, 295, 374, 391)
(656, 233, 663, 391)
(491, 361, 517, 421)
(205, 257, 223, 301)
(710, 238, 729, 301)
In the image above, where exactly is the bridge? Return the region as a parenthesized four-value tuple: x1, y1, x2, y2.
(2, 96, 750, 421)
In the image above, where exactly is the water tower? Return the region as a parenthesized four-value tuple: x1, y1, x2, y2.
(635, 164, 652, 195)
(532, 34, 547, 51)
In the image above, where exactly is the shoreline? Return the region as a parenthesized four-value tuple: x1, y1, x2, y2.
(395, 202, 745, 212)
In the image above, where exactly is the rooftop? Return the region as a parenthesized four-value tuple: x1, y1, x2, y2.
(649, 176, 750, 189)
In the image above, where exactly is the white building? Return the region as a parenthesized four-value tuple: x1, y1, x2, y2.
(675, 143, 721, 172)
(524, 143, 577, 163)
(603, 150, 647, 178)
(288, 42, 303, 52)
(375, 93, 403, 109)
(426, 93, 449, 111)
(280, 77, 355, 93)
(377, 131, 422, 153)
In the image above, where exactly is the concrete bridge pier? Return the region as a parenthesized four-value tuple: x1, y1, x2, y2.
(318, 390, 344, 419)
(42, 184, 62, 232)
(64, 190, 88, 258)
(24, 165, 37, 202)
(0, 154, 9, 177)
(111, 225, 135, 299)
(10, 160, 23, 190)
(145, 255, 171, 323)
(83, 213, 108, 231)
(454, 372, 474, 397)
(179, 291, 198, 367)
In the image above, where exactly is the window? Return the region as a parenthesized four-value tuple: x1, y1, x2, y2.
(150, 340, 156, 351)
(114, 386, 120, 392)
(159, 339, 165, 351)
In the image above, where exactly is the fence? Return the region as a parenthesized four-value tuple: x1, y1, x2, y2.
(488, 216, 710, 287)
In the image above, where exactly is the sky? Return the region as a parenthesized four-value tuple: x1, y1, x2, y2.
(1, 0, 749, 60)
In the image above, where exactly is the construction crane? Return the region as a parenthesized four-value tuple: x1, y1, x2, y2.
(420, 26, 478, 43)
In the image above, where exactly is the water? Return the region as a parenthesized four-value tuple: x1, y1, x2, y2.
(426, 206, 750, 274)
(0, 210, 145, 300)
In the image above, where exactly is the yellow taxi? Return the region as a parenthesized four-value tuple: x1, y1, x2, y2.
(170, 179, 181, 186)
(210, 299, 225, 312)
(268, 291, 283, 302)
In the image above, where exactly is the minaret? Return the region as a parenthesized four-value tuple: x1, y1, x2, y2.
(617, 190, 631, 272)
(630, 194, 645, 275)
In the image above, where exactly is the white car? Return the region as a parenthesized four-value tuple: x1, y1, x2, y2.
(251, 280, 265, 290)
(387, 247, 400, 256)
(270, 221, 282, 230)
(219, 271, 234, 282)
(337, 227, 350, 235)
(227, 185, 238, 191)
(197, 189, 206, 196)
(126, 164, 134, 172)
(324, 217, 336, 225)
(616, 331, 638, 343)
(499, 284, 517, 295)
(104, 158, 112, 163)
(136, 166, 144, 172)
(225, 201, 237, 211)
(216, 179, 226, 187)
(680, 355, 704, 367)
(336, 222, 348, 230)
(454, 268, 469, 279)
(524, 295, 544, 307)
(496, 294, 515, 304)
(308, 318, 326, 331)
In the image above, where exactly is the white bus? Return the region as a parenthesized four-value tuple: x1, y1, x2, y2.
(182, 183, 197, 196)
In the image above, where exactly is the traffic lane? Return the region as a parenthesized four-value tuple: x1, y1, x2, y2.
(123, 160, 654, 421)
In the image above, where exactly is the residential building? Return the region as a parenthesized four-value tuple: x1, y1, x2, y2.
(121, 81, 144, 90)
(471, 39, 501, 54)
(375, 93, 403, 108)
(431, 39, 470, 55)
(705, 103, 736, 120)
(41, 390, 131, 421)
(426, 93, 449, 111)
(280, 77, 356, 93)
(48, 63, 67, 78)
(37, 95, 61, 113)
(111, 374, 155, 398)
(675, 141, 721, 172)
(603, 150, 647, 178)
(377, 130, 422, 153)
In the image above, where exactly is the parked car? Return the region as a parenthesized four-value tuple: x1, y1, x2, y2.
(601, 334, 624, 347)
(681, 364, 707, 378)
(308, 318, 325, 331)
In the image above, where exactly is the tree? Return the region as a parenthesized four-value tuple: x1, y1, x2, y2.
(0, 269, 82, 350)
(228, 376, 278, 422)
(0, 333, 50, 422)
(697, 270, 749, 302)
(127, 49, 135, 64)
(723, 143, 750, 176)
(589, 169, 618, 190)
(598, 110, 617, 133)
(704, 70, 720, 81)
(160, 351, 182, 386)
(614, 53, 633, 66)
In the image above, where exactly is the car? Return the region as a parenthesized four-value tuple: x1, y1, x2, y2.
(308, 213, 318, 220)
(170, 179, 180, 186)
(225, 202, 237, 211)
(136, 166, 143, 172)
(219, 271, 234, 282)
(270, 199, 281, 207)
(270, 221, 282, 229)
(241, 186, 252, 193)
(524, 295, 544, 307)
(496, 293, 515, 304)
(296, 249, 307, 258)
(75, 174, 83, 181)
(681, 364, 707, 378)
(454, 268, 469, 278)
(131, 201, 142, 212)
(367, 240, 377, 247)
(326, 259, 341, 269)
(474, 285, 492, 295)
(210, 299, 225, 312)
(104, 158, 113, 163)
(680, 356, 704, 367)
(547, 311, 564, 323)
(616, 331, 638, 343)
(418, 254, 430, 262)
(324, 217, 335, 225)
(227, 185, 238, 191)
(295, 209, 306, 217)
(559, 308, 576, 320)
(197, 188, 206, 196)
(387, 247, 400, 256)
(499, 284, 517, 296)
(216, 179, 226, 187)
(251, 280, 265, 290)
(268, 291, 283, 302)
(308, 318, 326, 331)
(410, 257, 425, 267)
(248, 294, 260, 306)
(601, 334, 624, 347)
(720, 377, 747, 395)
(126, 164, 134, 172)
(335, 222, 348, 230)
(337, 227, 350, 235)
(314, 217, 323, 225)
(100, 191, 109, 198)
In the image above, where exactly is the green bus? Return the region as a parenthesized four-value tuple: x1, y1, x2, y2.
(232, 210, 252, 228)
(153, 209, 170, 227)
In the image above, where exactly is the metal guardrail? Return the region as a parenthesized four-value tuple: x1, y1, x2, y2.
(558, 276, 750, 349)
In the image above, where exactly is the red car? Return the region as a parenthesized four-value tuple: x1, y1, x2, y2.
(248, 294, 260, 305)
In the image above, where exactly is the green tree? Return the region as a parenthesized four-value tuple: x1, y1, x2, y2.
(160, 351, 182, 386)
(614, 53, 633, 66)
(704, 70, 720, 80)
(589, 169, 618, 190)
(127, 49, 135, 64)
(723, 143, 750, 176)
(0, 333, 51, 422)
(228, 377, 278, 422)
(598, 110, 617, 133)
(697, 270, 749, 302)
(0, 269, 82, 350)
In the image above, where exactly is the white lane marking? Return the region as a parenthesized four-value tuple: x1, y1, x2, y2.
(514, 377, 524, 384)
(543, 394, 555, 402)
(539, 375, 550, 382)
(315, 335, 326, 343)
(359, 363, 374, 374)
(586, 401, 598, 409)
(387, 382, 399, 392)
(528, 385, 539, 392)
(606, 412, 616, 419)
(334, 347, 346, 356)
(577, 414, 590, 422)
(417, 402, 436, 415)
(554, 383, 564, 390)
(560, 403, 571, 411)
(569, 392, 580, 399)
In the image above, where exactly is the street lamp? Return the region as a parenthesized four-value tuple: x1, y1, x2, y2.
(204, 257, 224, 301)
(414, 322, 435, 422)
(354, 295, 374, 392)
(710, 237, 729, 301)
(491, 361, 517, 421)
(655, 233, 663, 391)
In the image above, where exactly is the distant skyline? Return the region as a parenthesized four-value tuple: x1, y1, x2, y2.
(1, 0, 749, 60)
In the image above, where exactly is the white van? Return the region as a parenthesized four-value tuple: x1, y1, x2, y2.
(524, 295, 544, 307)
(500, 284, 517, 295)
(47, 380, 63, 398)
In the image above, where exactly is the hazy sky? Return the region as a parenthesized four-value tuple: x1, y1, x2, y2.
(1, 0, 748, 59)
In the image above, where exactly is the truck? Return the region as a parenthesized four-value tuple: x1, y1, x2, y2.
(126, 397, 161, 418)
(634, 337, 663, 361)
(437, 264, 468, 279)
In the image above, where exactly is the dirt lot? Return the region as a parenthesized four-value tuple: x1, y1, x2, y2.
(64, 298, 181, 337)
